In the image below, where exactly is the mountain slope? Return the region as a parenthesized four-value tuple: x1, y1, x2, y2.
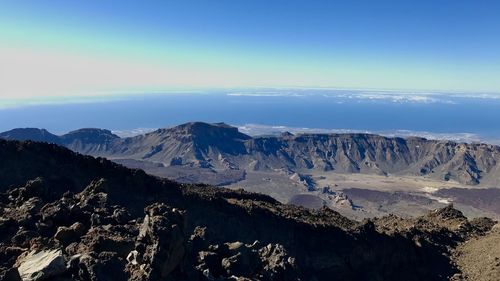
(0, 139, 496, 280)
(62, 128, 120, 154)
(244, 134, 500, 185)
(96, 122, 251, 169)
(0, 128, 61, 144)
(2, 122, 500, 186)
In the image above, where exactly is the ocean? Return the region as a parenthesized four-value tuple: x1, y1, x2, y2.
(1, 89, 500, 144)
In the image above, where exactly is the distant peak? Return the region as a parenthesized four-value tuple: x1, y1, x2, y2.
(2, 128, 50, 134)
(0, 128, 61, 144)
(177, 121, 235, 130)
(65, 128, 118, 136)
(62, 128, 120, 144)
(150, 122, 251, 142)
(167, 122, 242, 133)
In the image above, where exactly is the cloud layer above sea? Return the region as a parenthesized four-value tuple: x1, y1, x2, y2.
(226, 88, 500, 104)
(111, 123, 500, 145)
(237, 124, 500, 145)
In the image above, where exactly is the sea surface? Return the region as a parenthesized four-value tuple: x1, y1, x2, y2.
(1, 89, 500, 144)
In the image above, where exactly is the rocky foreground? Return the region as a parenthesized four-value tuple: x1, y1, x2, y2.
(0, 140, 498, 281)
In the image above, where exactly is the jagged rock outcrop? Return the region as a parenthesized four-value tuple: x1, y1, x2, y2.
(54, 222, 86, 245)
(126, 203, 186, 280)
(193, 241, 298, 280)
(16, 249, 66, 281)
(0, 139, 497, 280)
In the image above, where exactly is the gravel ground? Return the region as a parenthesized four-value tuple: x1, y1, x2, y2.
(453, 224, 500, 281)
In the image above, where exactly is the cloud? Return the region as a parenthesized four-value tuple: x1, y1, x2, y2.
(326, 91, 456, 104)
(225, 89, 500, 104)
(112, 128, 157, 138)
(227, 89, 500, 104)
(237, 124, 368, 136)
(451, 93, 500, 99)
(236, 124, 500, 145)
(227, 92, 306, 97)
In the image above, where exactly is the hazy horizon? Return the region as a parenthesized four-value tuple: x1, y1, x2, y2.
(1, 1, 499, 143)
(2, 1, 500, 102)
(1, 89, 500, 145)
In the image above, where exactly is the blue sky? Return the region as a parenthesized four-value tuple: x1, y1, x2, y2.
(1, 0, 500, 100)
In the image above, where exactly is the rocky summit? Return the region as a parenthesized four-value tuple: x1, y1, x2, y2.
(0, 139, 498, 281)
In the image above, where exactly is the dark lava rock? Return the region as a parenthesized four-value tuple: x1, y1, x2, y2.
(125, 203, 186, 280)
(0, 139, 497, 281)
(54, 222, 85, 245)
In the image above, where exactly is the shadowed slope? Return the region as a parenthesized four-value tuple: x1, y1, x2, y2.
(0, 139, 495, 280)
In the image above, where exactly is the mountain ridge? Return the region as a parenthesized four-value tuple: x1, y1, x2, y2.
(0, 138, 497, 280)
(2, 122, 500, 186)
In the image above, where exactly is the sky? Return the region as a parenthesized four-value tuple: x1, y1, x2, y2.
(1, 0, 500, 101)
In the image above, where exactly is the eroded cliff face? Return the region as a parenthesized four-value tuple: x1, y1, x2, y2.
(244, 134, 500, 185)
(0, 140, 496, 281)
(2, 122, 500, 186)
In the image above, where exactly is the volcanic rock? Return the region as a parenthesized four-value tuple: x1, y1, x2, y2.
(126, 203, 186, 280)
(0, 139, 497, 280)
(16, 249, 66, 281)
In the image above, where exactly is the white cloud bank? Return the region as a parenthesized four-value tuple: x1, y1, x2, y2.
(236, 124, 500, 145)
(226, 89, 500, 104)
(112, 128, 157, 138)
